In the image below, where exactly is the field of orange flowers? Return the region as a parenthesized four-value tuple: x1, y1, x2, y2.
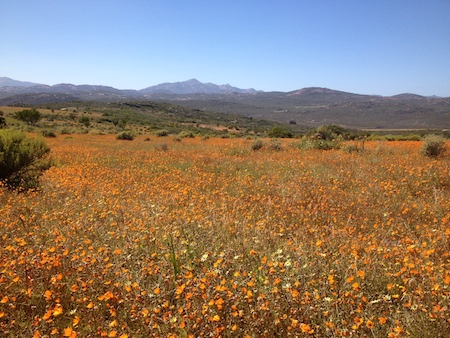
(1, 135, 449, 337)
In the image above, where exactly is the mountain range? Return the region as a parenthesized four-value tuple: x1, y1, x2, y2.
(1, 77, 449, 129)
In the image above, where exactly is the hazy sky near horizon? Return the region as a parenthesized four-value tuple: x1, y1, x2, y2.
(1, 1, 449, 96)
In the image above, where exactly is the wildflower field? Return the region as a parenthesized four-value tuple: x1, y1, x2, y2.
(1, 135, 449, 337)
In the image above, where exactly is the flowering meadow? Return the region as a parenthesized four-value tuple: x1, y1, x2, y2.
(1, 135, 449, 337)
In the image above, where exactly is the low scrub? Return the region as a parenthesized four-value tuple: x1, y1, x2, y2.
(251, 139, 265, 151)
(0, 129, 52, 190)
(41, 130, 57, 138)
(297, 137, 341, 150)
(420, 135, 446, 157)
(14, 108, 42, 125)
(116, 131, 134, 140)
(156, 129, 169, 137)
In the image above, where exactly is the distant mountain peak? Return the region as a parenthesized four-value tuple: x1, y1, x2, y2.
(140, 79, 259, 95)
(287, 87, 347, 96)
(0, 77, 41, 87)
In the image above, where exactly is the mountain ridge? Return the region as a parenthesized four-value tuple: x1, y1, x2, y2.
(2, 77, 446, 98)
(1, 77, 449, 129)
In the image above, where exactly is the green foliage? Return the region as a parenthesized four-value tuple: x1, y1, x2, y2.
(268, 126, 292, 138)
(178, 130, 195, 138)
(60, 127, 72, 135)
(116, 131, 134, 140)
(79, 115, 90, 127)
(368, 134, 422, 141)
(156, 129, 169, 137)
(0, 111, 7, 128)
(14, 109, 42, 125)
(268, 138, 283, 151)
(41, 130, 57, 138)
(251, 139, 265, 151)
(316, 124, 357, 140)
(0, 129, 52, 190)
(297, 137, 341, 151)
(420, 135, 446, 158)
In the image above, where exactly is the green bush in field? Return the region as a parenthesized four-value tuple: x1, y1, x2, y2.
(156, 129, 169, 137)
(268, 127, 292, 138)
(41, 130, 57, 138)
(297, 137, 341, 151)
(14, 108, 42, 125)
(420, 135, 446, 158)
(178, 130, 195, 138)
(268, 138, 283, 151)
(251, 139, 265, 151)
(116, 131, 134, 140)
(0, 129, 52, 190)
(0, 110, 6, 127)
(79, 115, 90, 127)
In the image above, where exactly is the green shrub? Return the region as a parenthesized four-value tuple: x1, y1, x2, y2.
(297, 137, 341, 151)
(0, 110, 5, 127)
(156, 129, 169, 137)
(14, 109, 42, 125)
(0, 129, 52, 190)
(268, 138, 283, 151)
(251, 139, 265, 151)
(420, 135, 446, 158)
(41, 130, 57, 138)
(79, 116, 90, 127)
(178, 131, 195, 138)
(268, 127, 292, 138)
(116, 131, 134, 140)
(60, 127, 72, 135)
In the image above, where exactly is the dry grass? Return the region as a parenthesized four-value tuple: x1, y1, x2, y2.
(1, 136, 449, 337)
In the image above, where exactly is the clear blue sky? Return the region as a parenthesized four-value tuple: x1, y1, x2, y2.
(1, 1, 449, 96)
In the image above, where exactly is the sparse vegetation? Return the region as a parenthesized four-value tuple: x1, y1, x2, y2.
(421, 134, 447, 157)
(251, 138, 265, 151)
(14, 108, 42, 125)
(268, 126, 293, 138)
(41, 130, 57, 138)
(0, 129, 52, 189)
(78, 115, 90, 128)
(116, 131, 134, 140)
(156, 129, 169, 137)
(0, 114, 5, 128)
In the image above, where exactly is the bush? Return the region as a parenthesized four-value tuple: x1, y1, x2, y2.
(268, 139, 283, 151)
(178, 131, 195, 138)
(60, 127, 72, 135)
(41, 130, 57, 138)
(420, 135, 446, 158)
(156, 129, 169, 137)
(116, 131, 134, 140)
(79, 116, 90, 128)
(0, 129, 52, 190)
(251, 139, 265, 151)
(0, 116, 6, 128)
(297, 137, 341, 151)
(14, 109, 42, 125)
(268, 127, 292, 138)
